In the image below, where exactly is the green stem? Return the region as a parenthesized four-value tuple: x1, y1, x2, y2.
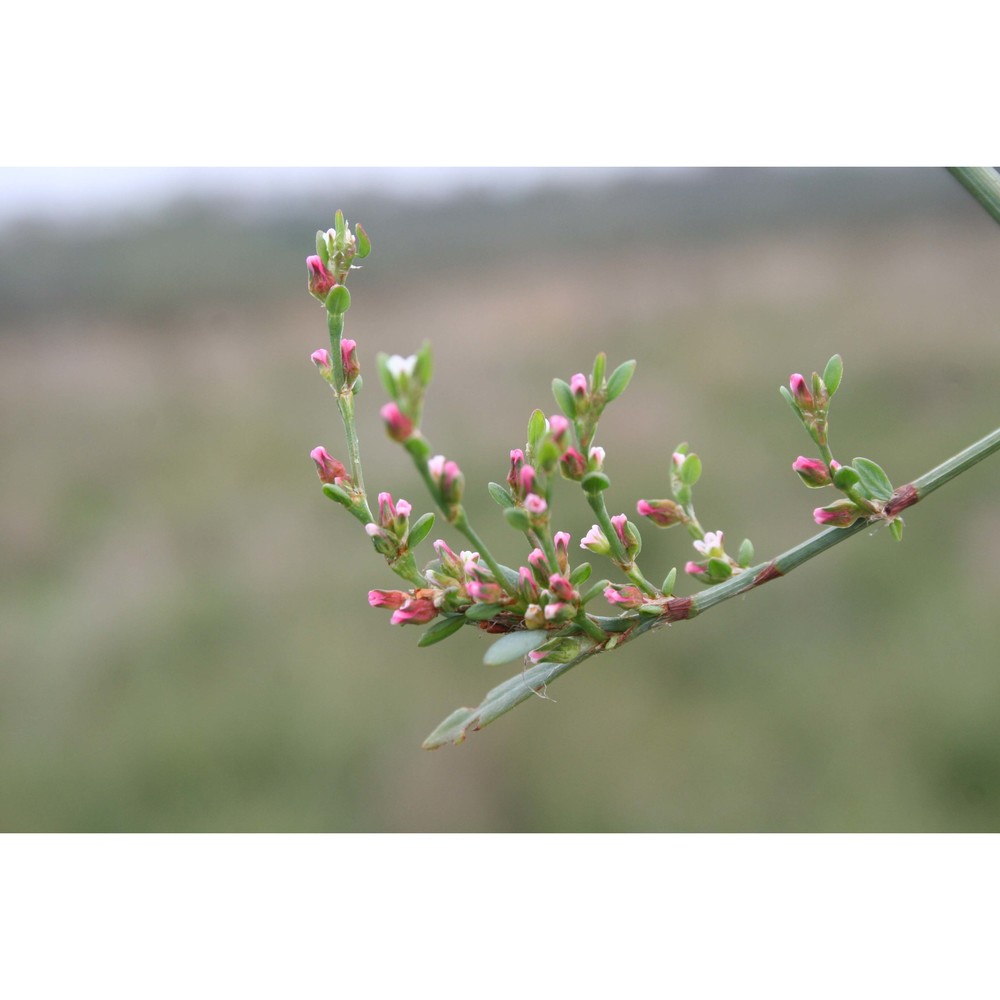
(948, 167, 1000, 227)
(425, 424, 1000, 748)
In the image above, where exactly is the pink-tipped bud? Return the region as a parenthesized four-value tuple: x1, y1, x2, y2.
(310, 446, 347, 485)
(467, 580, 504, 604)
(547, 574, 576, 603)
(543, 601, 573, 624)
(559, 448, 586, 480)
(549, 414, 571, 446)
(553, 531, 571, 573)
(610, 513, 629, 547)
(368, 589, 408, 610)
(527, 547, 552, 582)
(341, 338, 360, 384)
(507, 449, 525, 495)
(519, 566, 540, 601)
(390, 597, 438, 626)
(588, 446, 606, 471)
(580, 524, 610, 556)
(306, 255, 337, 300)
(684, 561, 711, 582)
(395, 499, 412, 519)
(637, 498, 685, 528)
(519, 465, 537, 495)
(604, 584, 645, 609)
(439, 460, 464, 506)
(792, 456, 831, 488)
(380, 402, 414, 443)
(570, 373, 588, 397)
(789, 373, 814, 411)
(433, 538, 464, 576)
(524, 493, 547, 515)
(311, 348, 332, 372)
(813, 500, 863, 528)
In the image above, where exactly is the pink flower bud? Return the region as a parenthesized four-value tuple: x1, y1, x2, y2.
(693, 531, 724, 558)
(364, 523, 382, 538)
(395, 499, 412, 519)
(311, 348, 332, 372)
(636, 498, 685, 528)
(789, 373, 814, 411)
(792, 456, 831, 488)
(369, 589, 408, 610)
(588, 446, 605, 471)
(813, 500, 863, 527)
(306, 255, 337, 300)
(684, 561, 710, 582)
(380, 402, 414, 443)
(554, 531, 571, 573)
(433, 539, 464, 576)
(519, 566, 540, 601)
(310, 446, 347, 485)
(527, 547, 552, 582)
(440, 460, 464, 506)
(543, 601, 573, 623)
(341, 338, 360, 384)
(580, 524, 610, 555)
(549, 414, 570, 445)
(559, 448, 586, 480)
(468, 580, 504, 604)
(547, 574, 576, 603)
(604, 584, 645, 609)
(378, 492, 397, 524)
(524, 493, 547, 515)
(519, 465, 537, 495)
(390, 597, 438, 626)
(610, 513, 629, 547)
(507, 449, 525, 495)
(570, 373, 588, 397)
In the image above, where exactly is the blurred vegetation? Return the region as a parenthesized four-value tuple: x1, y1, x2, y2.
(1, 167, 999, 831)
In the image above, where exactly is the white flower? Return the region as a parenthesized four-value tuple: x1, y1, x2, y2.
(693, 531, 724, 558)
(387, 354, 418, 379)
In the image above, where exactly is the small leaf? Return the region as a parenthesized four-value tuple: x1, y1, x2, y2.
(315, 230, 330, 266)
(322, 483, 352, 507)
(482, 629, 549, 667)
(504, 507, 531, 531)
(324, 284, 351, 315)
(406, 512, 435, 549)
(527, 409, 547, 450)
(707, 557, 732, 580)
(569, 562, 592, 586)
(591, 352, 606, 387)
(488, 482, 515, 508)
(404, 436, 431, 462)
(823, 354, 843, 396)
(779, 384, 800, 414)
(375, 352, 396, 398)
(415, 340, 433, 386)
(417, 615, 466, 648)
(737, 538, 754, 568)
(355, 223, 371, 258)
(465, 602, 504, 622)
(581, 471, 611, 495)
(853, 457, 894, 501)
(890, 517, 904, 542)
(495, 564, 522, 591)
(661, 567, 677, 595)
(552, 378, 576, 419)
(680, 453, 702, 486)
(832, 465, 861, 491)
(605, 359, 637, 402)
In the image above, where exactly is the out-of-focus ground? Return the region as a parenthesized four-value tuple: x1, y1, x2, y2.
(2, 168, 999, 831)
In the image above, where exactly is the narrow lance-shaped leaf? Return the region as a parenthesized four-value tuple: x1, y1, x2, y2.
(482, 629, 549, 666)
(417, 615, 466, 648)
(527, 408, 547, 451)
(488, 482, 515, 508)
(465, 602, 505, 622)
(823, 354, 843, 396)
(406, 512, 436, 549)
(552, 378, 576, 419)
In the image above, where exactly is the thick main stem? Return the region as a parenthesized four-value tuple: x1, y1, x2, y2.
(948, 167, 1000, 228)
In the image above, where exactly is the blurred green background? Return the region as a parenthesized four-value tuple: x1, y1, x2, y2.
(2, 168, 999, 831)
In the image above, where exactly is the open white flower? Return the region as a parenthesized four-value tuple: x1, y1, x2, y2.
(693, 530, 724, 558)
(386, 354, 418, 379)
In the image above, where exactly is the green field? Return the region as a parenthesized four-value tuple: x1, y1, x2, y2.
(2, 168, 999, 830)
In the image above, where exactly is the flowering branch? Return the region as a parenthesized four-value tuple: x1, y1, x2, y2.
(303, 171, 1000, 748)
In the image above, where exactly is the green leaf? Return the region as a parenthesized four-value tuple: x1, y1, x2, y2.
(779, 384, 799, 414)
(591, 352, 606, 388)
(527, 408, 547, 450)
(465, 602, 504, 622)
(832, 465, 861, 491)
(495, 564, 522, 592)
(569, 562, 592, 586)
(853, 457, 894, 501)
(581, 471, 611, 495)
(890, 517, 904, 542)
(680, 453, 702, 486)
(324, 284, 351, 315)
(415, 340, 433, 386)
(417, 615, 466, 648)
(321, 483, 352, 507)
(404, 436, 431, 462)
(315, 230, 330, 266)
(482, 629, 549, 666)
(504, 507, 531, 531)
(488, 482, 515, 508)
(334, 209, 346, 242)
(552, 378, 576, 419)
(661, 567, 677, 595)
(605, 359, 637, 402)
(537, 439, 561, 470)
(737, 538, 754, 568)
(406, 512, 435, 549)
(823, 354, 843, 396)
(375, 352, 396, 398)
(355, 223, 371, 258)
(707, 557, 732, 579)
